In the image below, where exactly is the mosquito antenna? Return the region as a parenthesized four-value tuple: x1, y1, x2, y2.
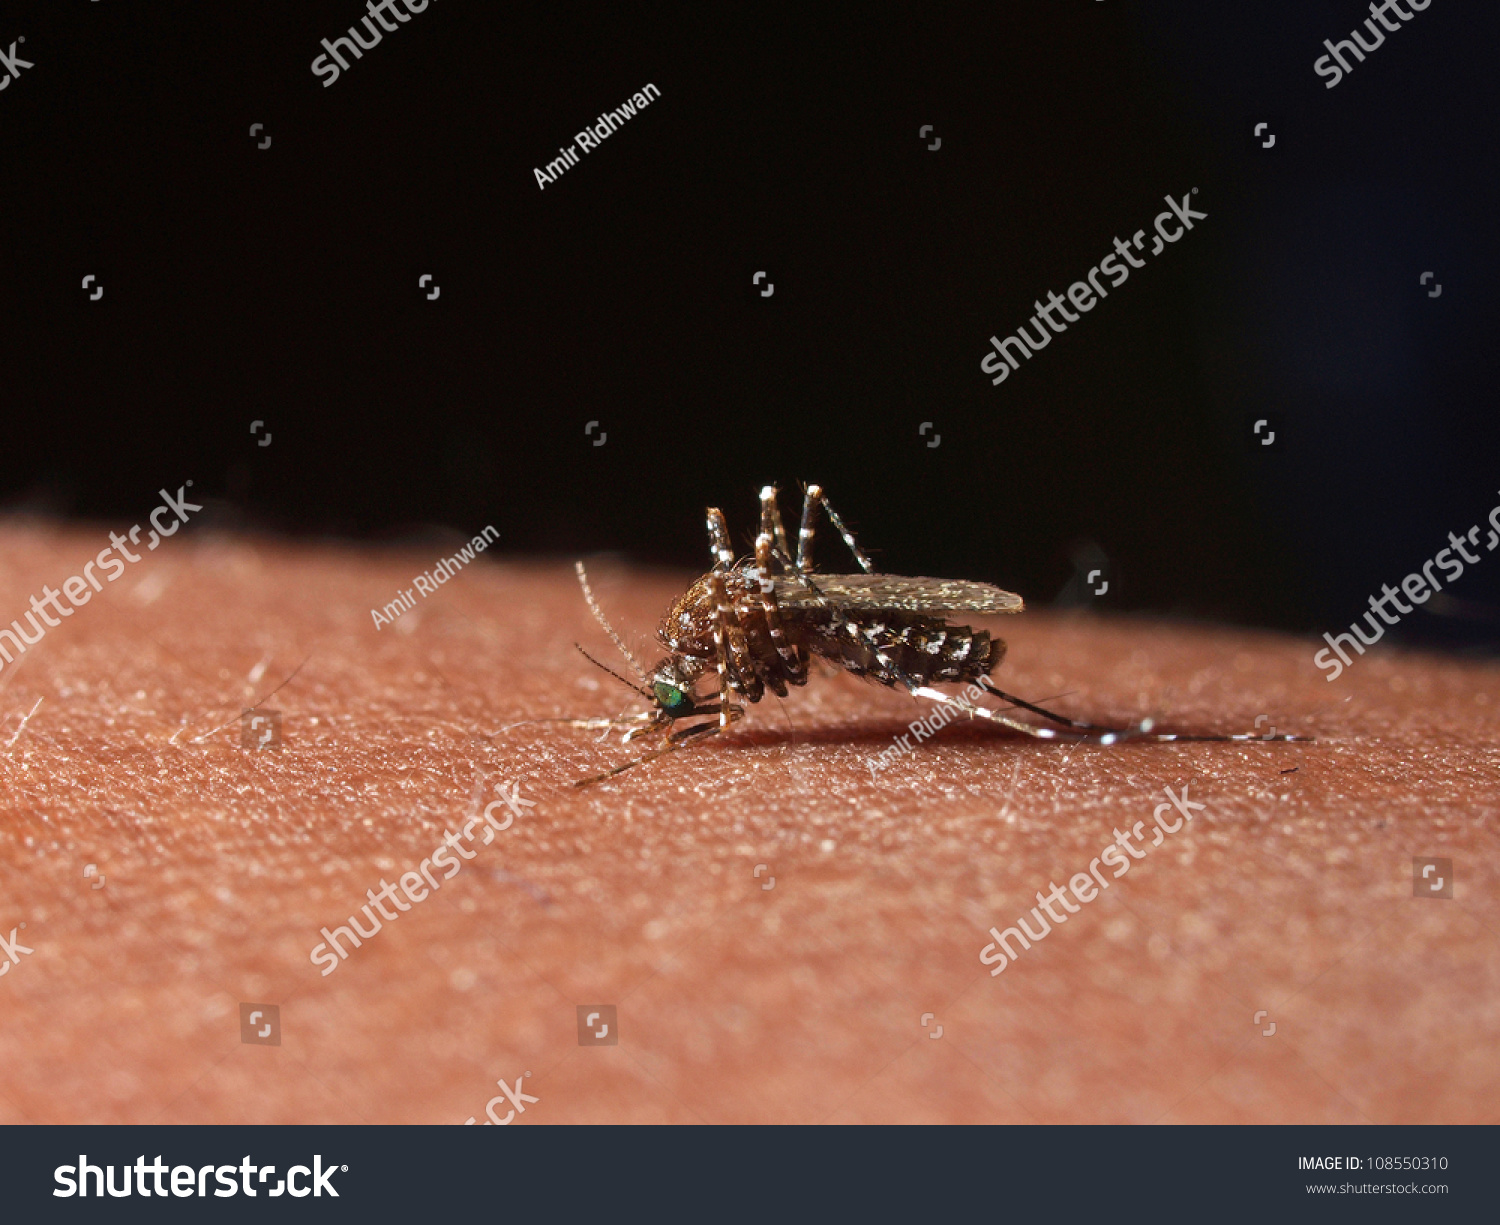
(575, 644, 652, 700)
(574, 561, 647, 679)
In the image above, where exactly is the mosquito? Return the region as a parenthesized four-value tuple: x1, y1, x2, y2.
(559, 483, 1307, 785)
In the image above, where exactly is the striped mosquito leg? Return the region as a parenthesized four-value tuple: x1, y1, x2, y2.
(755, 530, 805, 679)
(759, 484, 793, 562)
(974, 678, 1311, 742)
(717, 572, 764, 702)
(706, 507, 735, 571)
(573, 719, 726, 787)
(707, 572, 745, 728)
(974, 677, 1132, 734)
(766, 485, 864, 636)
(1109, 727, 1311, 743)
(761, 484, 828, 614)
(915, 686, 1306, 745)
(911, 686, 1139, 744)
(799, 483, 875, 573)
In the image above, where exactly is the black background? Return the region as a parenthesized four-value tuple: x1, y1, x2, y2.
(2, 0, 1495, 647)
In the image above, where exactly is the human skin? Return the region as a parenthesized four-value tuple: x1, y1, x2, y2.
(0, 526, 1497, 1124)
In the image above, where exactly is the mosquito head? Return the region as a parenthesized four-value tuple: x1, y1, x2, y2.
(645, 656, 706, 719)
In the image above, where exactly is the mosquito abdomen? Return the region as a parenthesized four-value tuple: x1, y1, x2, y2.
(810, 616, 1000, 688)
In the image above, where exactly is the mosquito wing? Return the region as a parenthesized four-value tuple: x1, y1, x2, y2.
(772, 574, 1024, 614)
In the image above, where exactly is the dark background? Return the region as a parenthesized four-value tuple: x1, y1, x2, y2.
(1, 0, 1495, 647)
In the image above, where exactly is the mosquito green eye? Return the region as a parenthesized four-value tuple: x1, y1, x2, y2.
(653, 682, 692, 714)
